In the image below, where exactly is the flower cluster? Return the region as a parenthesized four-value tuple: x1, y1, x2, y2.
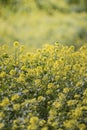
(0, 42, 87, 130)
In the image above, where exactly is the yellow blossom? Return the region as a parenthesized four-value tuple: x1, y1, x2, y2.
(49, 109, 57, 117)
(39, 120, 46, 126)
(41, 127, 48, 130)
(13, 104, 20, 111)
(22, 89, 29, 94)
(83, 88, 87, 96)
(73, 108, 82, 118)
(64, 120, 76, 129)
(46, 89, 52, 95)
(0, 97, 9, 107)
(13, 41, 19, 47)
(78, 124, 86, 130)
(30, 116, 39, 125)
(38, 96, 45, 102)
(17, 74, 25, 83)
(52, 122, 58, 127)
(10, 69, 16, 76)
(11, 94, 19, 101)
(27, 125, 38, 130)
(53, 101, 62, 109)
(48, 83, 54, 89)
(0, 71, 6, 78)
(63, 88, 69, 93)
(67, 100, 77, 106)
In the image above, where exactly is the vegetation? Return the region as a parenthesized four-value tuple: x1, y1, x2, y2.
(0, 1, 87, 130)
(0, 42, 87, 130)
(0, 0, 87, 50)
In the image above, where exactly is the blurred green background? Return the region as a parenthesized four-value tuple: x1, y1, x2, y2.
(0, 0, 87, 50)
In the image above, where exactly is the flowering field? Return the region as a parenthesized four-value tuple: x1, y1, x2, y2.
(0, 0, 87, 50)
(0, 42, 87, 130)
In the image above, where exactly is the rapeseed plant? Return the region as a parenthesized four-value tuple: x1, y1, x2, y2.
(0, 42, 87, 130)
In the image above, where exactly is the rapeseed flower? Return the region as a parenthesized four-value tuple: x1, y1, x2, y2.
(39, 120, 46, 126)
(64, 120, 76, 129)
(78, 124, 86, 130)
(0, 71, 6, 78)
(10, 69, 16, 76)
(38, 96, 45, 102)
(53, 101, 62, 109)
(0, 97, 9, 107)
(13, 41, 19, 47)
(11, 94, 20, 101)
(41, 127, 48, 130)
(30, 116, 39, 125)
(13, 103, 20, 110)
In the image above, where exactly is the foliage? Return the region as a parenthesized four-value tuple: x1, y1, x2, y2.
(0, 42, 87, 130)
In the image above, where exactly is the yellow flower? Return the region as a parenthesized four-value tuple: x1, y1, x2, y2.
(13, 119, 19, 124)
(11, 94, 19, 101)
(21, 65, 27, 71)
(81, 106, 87, 111)
(38, 96, 45, 102)
(78, 124, 86, 130)
(63, 88, 69, 93)
(64, 120, 76, 129)
(53, 101, 62, 109)
(26, 52, 31, 57)
(46, 89, 52, 95)
(17, 74, 25, 83)
(27, 125, 38, 130)
(48, 83, 54, 89)
(83, 88, 87, 96)
(67, 100, 77, 106)
(22, 89, 29, 94)
(52, 122, 58, 127)
(49, 109, 57, 116)
(0, 97, 9, 107)
(0, 71, 6, 78)
(30, 116, 39, 125)
(73, 108, 82, 118)
(39, 120, 46, 126)
(41, 127, 48, 130)
(74, 94, 80, 99)
(10, 69, 16, 76)
(13, 41, 19, 47)
(58, 93, 66, 101)
(76, 81, 83, 87)
(34, 79, 41, 86)
(83, 98, 87, 104)
(13, 104, 20, 111)
(29, 98, 36, 103)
